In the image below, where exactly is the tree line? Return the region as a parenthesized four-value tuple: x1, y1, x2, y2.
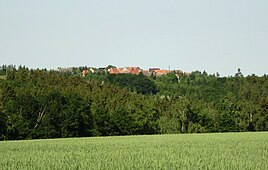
(0, 65, 267, 140)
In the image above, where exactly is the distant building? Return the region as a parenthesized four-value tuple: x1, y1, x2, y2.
(77, 65, 186, 77)
(82, 70, 88, 76)
(154, 70, 170, 76)
(126, 67, 141, 75)
(58, 67, 73, 73)
(142, 70, 152, 77)
(108, 67, 141, 75)
(108, 67, 119, 74)
(120, 68, 130, 74)
(89, 68, 95, 74)
(149, 68, 160, 72)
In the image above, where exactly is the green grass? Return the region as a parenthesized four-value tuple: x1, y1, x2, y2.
(0, 132, 267, 169)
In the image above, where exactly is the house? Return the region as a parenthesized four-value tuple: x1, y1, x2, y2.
(105, 65, 185, 77)
(108, 67, 141, 75)
(126, 67, 141, 75)
(142, 70, 152, 77)
(108, 67, 120, 74)
(58, 67, 73, 73)
(119, 68, 130, 74)
(82, 68, 96, 76)
(154, 70, 170, 76)
(82, 70, 88, 76)
(149, 68, 160, 72)
(89, 68, 95, 74)
(174, 70, 183, 74)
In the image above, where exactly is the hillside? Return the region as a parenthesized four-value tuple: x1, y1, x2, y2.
(0, 65, 267, 140)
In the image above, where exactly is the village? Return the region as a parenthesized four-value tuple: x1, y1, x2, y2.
(73, 66, 187, 77)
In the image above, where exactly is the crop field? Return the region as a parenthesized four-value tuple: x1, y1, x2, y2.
(0, 132, 267, 169)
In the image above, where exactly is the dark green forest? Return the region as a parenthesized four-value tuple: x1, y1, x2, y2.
(0, 65, 267, 140)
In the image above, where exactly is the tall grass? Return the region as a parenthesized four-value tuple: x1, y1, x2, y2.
(0, 132, 267, 169)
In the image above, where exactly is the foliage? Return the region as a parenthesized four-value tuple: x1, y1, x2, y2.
(0, 66, 267, 140)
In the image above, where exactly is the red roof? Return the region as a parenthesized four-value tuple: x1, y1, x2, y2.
(82, 70, 88, 76)
(154, 70, 169, 76)
(127, 67, 140, 75)
(108, 68, 120, 74)
(109, 67, 141, 75)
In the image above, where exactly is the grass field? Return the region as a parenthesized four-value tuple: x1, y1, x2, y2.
(0, 132, 267, 169)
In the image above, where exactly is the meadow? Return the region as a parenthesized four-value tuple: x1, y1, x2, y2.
(0, 132, 267, 169)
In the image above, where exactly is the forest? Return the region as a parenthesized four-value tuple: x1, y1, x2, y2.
(0, 65, 267, 140)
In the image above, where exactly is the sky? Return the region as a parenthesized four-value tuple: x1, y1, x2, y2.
(0, 0, 267, 76)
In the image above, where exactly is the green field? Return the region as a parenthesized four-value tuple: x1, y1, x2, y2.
(0, 132, 267, 169)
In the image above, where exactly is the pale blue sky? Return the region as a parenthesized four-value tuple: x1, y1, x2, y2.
(0, 0, 267, 76)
